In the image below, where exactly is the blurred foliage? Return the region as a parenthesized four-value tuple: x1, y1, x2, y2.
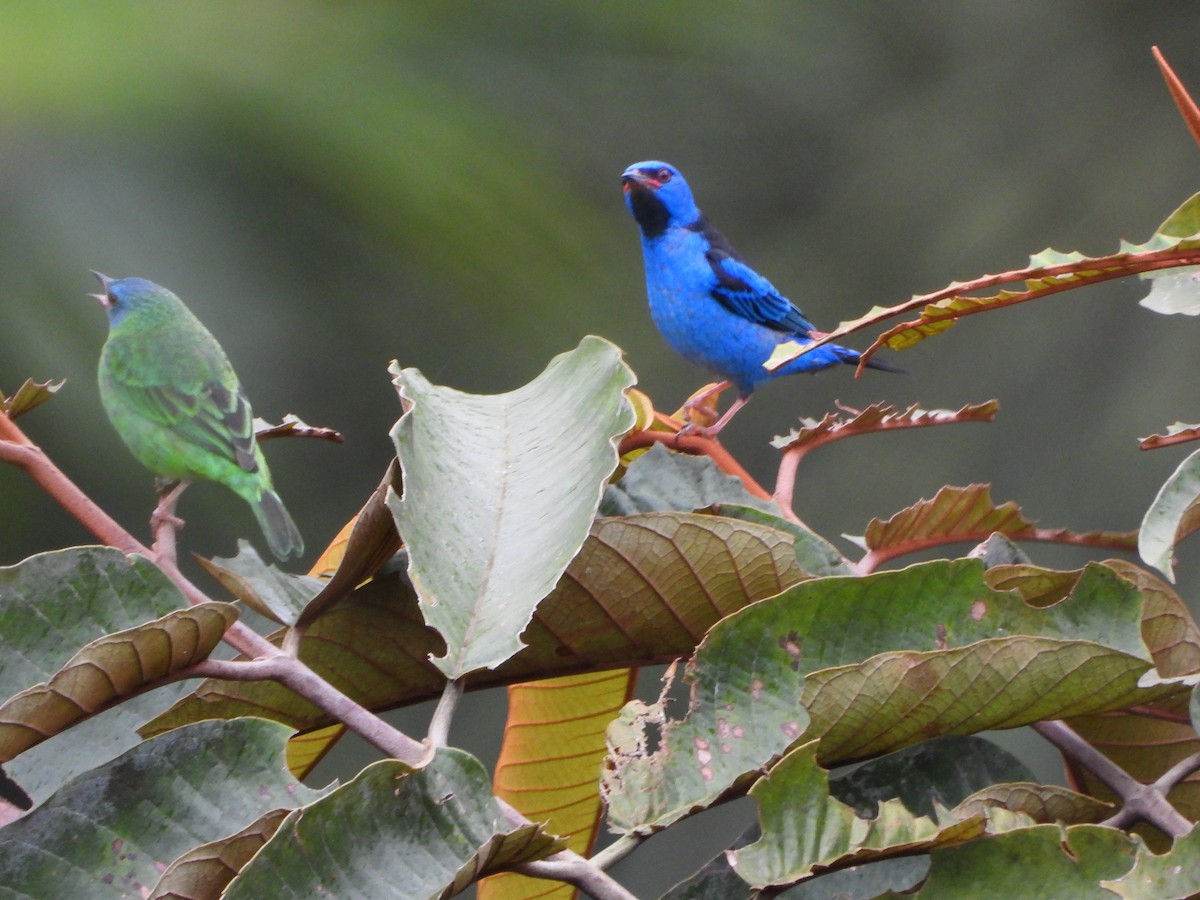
(4, 3, 1200, 572)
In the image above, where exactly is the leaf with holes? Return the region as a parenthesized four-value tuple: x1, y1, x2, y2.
(1101, 825, 1200, 898)
(602, 559, 1187, 834)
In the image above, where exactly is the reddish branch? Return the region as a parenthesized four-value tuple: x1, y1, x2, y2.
(1155, 46, 1200, 152)
(1139, 425, 1200, 451)
(774, 402, 998, 520)
(0, 413, 145, 554)
(856, 528, 1136, 575)
(777, 245, 1200, 376)
(0, 408, 425, 765)
(618, 423, 773, 502)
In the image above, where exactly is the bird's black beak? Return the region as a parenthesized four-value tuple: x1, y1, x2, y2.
(88, 270, 113, 307)
(622, 171, 652, 193)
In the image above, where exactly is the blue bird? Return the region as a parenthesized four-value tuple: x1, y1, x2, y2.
(622, 160, 900, 435)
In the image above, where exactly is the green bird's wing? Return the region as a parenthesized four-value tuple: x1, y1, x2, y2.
(102, 334, 260, 476)
(140, 380, 258, 472)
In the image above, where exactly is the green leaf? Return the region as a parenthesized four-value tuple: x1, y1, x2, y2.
(1137, 193, 1200, 315)
(142, 512, 804, 736)
(199, 540, 324, 625)
(713, 504, 852, 577)
(0, 377, 64, 420)
(1151, 191, 1200, 240)
(0, 546, 199, 805)
(1101, 825, 1200, 898)
(954, 783, 1114, 825)
(730, 742, 997, 890)
(600, 442, 776, 516)
(225, 749, 563, 899)
(603, 560, 1185, 835)
(664, 851, 930, 900)
(0, 601, 237, 762)
(0, 547, 188, 695)
(148, 809, 291, 900)
(1057, 560, 1200, 824)
(1139, 446, 1200, 581)
(829, 735, 1034, 819)
(915, 824, 1142, 897)
(0, 719, 323, 898)
(389, 335, 636, 678)
(663, 735, 1025, 899)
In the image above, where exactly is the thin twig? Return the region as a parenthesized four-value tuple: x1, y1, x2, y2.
(190, 656, 428, 765)
(1034, 719, 1192, 838)
(1033, 720, 1142, 796)
(589, 833, 645, 871)
(494, 798, 637, 899)
(512, 856, 638, 900)
(254, 415, 344, 444)
(1154, 750, 1200, 793)
(428, 678, 463, 748)
(617, 428, 772, 500)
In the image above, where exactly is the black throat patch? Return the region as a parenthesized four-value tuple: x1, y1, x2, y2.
(628, 187, 670, 239)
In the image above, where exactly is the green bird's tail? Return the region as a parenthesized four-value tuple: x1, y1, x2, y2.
(252, 489, 304, 560)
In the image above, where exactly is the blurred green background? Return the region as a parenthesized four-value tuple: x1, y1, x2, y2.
(4, 3, 1200, 893)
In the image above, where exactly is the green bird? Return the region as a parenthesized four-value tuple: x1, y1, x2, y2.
(92, 272, 303, 559)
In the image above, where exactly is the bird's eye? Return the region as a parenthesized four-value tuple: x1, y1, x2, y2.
(107, 292, 119, 306)
(656, 168, 673, 183)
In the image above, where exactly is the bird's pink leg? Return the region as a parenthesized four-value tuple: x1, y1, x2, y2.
(680, 393, 751, 438)
(151, 479, 189, 531)
(681, 380, 731, 422)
